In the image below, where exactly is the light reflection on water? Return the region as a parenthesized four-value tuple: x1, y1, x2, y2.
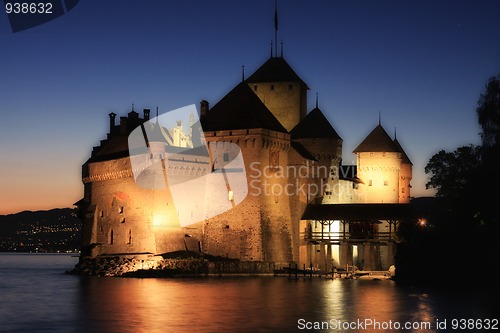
(0, 254, 496, 333)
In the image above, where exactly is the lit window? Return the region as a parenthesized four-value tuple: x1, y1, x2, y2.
(228, 190, 234, 201)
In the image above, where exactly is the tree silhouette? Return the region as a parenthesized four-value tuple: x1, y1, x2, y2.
(424, 74, 500, 226)
(425, 145, 481, 198)
(476, 74, 500, 149)
(475, 74, 500, 224)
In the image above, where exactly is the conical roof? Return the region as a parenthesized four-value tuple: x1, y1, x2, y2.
(394, 138, 413, 165)
(290, 107, 342, 140)
(353, 124, 400, 153)
(201, 82, 287, 133)
(245, 57, 309, 88)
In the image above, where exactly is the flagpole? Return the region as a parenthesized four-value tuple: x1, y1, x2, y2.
(274, 0, 278, 57)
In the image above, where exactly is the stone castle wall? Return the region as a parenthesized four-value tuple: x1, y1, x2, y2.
(398, 163, 412, 203)
(356, 152, 402, 203)
(82, 127, 319, 266)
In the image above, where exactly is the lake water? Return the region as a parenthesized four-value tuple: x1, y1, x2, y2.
(0, 253, 497, 333)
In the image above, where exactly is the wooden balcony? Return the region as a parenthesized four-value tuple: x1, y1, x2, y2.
(301, 231, 397, 243)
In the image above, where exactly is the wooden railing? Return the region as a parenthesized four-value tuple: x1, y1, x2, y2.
(302, 231, 396, 242)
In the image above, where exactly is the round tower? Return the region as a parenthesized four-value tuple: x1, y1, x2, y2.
(353, 124, 403, 203)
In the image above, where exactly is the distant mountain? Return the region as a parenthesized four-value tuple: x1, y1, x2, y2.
(0, 208, 82, 252)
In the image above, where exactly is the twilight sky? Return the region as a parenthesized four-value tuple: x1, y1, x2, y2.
(1, 0, 500, 214)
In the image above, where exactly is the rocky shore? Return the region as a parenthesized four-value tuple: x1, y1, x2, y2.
(67, 252, 280, 277)
(67, 256, 208, 277)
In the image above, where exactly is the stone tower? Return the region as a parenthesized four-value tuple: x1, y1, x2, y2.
(353, 124, 409, 203)
(290, 104, 343, 171)
(246, 56, 309, 132)
(200, 82, 297, 263)
(393, 134, 413, 203)
(81, 109, 158, 258)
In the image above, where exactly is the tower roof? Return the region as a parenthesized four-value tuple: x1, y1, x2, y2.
(290, 140, 318, 161)
(353, 124, 400, 153)
(201, 82, 287, 133)
(394, 138, 413, 165)
(290, 107, 342, 140)
(245, 57, 309, 88)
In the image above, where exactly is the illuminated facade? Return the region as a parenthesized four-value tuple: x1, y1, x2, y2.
(79, 54, 412, 271)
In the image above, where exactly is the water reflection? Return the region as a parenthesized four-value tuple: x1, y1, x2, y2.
(1, 254, 494, 333)
(74, 278, 461, 333)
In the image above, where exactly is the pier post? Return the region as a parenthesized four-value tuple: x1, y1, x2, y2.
(319, 242, 326, 273)
(340, 243, 353, 269)
(387, 242, 395, 268)
(364, 243, 373, 271)
(326, 244, 333, 273)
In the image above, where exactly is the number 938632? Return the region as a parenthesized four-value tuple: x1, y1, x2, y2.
(5, 2, 53, 14)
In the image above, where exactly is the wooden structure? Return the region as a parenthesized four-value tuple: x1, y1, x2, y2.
(300, 203, 414, 271)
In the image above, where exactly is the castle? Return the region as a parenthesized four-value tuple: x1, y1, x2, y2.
(78, 51, 413, 272)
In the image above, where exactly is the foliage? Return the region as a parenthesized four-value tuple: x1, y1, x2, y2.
(399, 74, 500, 284)
(476, 74, 500, 149)
(424, 73, 500, 226)
(424, 145, 481, 198)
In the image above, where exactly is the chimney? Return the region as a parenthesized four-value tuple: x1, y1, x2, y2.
(109, 112, 117, 133)
(120, 116, 128, 134)
(200, 100, 209, 118)
(143, 109, 150, 121)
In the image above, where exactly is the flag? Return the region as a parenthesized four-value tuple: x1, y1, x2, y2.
(274, 0, 278, 31)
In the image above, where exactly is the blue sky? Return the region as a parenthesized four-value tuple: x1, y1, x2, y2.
(1, 0, 500, 214)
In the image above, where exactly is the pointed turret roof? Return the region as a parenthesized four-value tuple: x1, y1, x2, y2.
(353, 124, 400, 153)
(245, 57, 309, 88)
(290, 141, 318, 161)
(394, 138, 413, 165)
(290, 107, 342, 140)
(201, 82, 287, 133)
